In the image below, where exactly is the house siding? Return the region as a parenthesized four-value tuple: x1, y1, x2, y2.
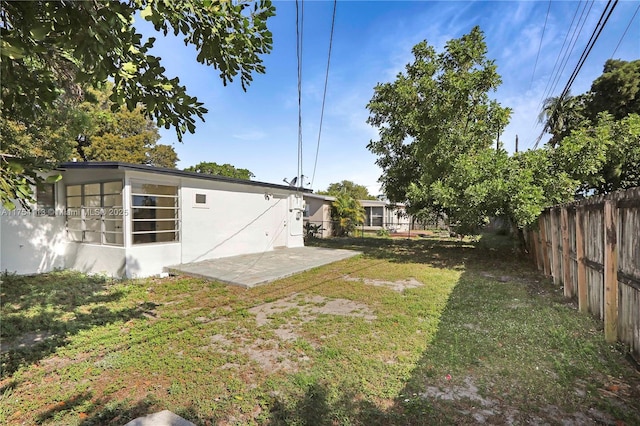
(0, 163, 306, 278)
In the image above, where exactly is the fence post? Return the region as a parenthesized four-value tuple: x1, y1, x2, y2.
(550, 209, 560, 285)
(539, 214, 551, 277)
(529, 229, 536, 267)
(603, 199, 618, 343)
(575, 206, 588, 313)
(561, 207, 571, 297)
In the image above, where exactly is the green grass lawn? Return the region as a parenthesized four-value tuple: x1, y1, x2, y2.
(1, 233, 639, 425)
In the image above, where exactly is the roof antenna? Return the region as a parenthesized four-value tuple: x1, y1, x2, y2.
(283, 176, 298, 187)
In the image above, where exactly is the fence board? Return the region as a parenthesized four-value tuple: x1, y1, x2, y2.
(529, 187, 639, 361)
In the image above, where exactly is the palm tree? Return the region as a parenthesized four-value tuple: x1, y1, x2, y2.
(330, 193, 365, 237)
(536, 91, 575, 148)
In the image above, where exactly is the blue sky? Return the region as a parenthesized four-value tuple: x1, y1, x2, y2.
(136, 1, 640, 195)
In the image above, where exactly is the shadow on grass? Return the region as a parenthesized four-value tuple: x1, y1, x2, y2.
(0, 270, 151, 379)
(309, 232, 523, 272)
(272, 233, 640, 425)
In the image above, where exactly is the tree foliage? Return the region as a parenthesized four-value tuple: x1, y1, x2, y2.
(317, 180, 376, 200)
(75, 86, 179, 168)
(589, 59, 640, 120)
(1, 0, 274, 136)
(537, 60, 640, 195)
(367, 26, 511, 210)
(330, 193, 365, 237)
(536, 92, 588, 147)
(184, 161, 254, 180)
(1, 0, 274, 207)
(555, 113, 640, 194)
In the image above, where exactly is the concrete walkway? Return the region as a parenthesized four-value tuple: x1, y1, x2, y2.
(166, 246, 361, 288)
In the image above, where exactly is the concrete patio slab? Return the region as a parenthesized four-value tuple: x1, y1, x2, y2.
(165, 246, 361, 288)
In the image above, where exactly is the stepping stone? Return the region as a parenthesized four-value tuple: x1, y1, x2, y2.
(123, 410, 195, 426)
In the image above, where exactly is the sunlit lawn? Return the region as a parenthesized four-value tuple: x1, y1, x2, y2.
(1, 233, 638, 425)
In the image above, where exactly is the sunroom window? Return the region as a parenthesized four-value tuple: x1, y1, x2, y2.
(131, 182, 179, 244)
(66, 181, 124, 245)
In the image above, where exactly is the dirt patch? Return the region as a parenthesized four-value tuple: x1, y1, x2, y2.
(205, 293, 376, 372)
(205, 332, 307, 373)
(248, 293, 376, 327)
(342, 276, 424, 292)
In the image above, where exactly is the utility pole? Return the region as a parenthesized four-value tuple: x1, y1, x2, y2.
(515, 134, 519, 153)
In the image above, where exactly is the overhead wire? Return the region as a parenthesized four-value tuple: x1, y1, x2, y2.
(543, 0, 593, 103)
(610, 2, 639, 59)
(529, 1, 593, 148)
(295, 0, 304, 186)
(529, 0, 552, 90)
(536, 1, 582, 106)
(310, 0, 337, 189)
(559, 0, 619, 100)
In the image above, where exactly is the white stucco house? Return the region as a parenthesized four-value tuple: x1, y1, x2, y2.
(0, 162, 307, 278)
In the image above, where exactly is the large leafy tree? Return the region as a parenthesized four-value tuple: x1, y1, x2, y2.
(538, 60, 640, 195)
(367, 26, 511, 217)
(1, 0, 274, 208)
(554, 113, 640, 194)
(589, 59, 640, 120)
(184, 161, 254, 180)
(317, 180, 376, 200)
(75, 85, 179, 168)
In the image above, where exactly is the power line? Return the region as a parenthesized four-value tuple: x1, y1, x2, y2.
(543, 1, 593, 104)
(537, 1, 582, 104)
(310, 0, 337, 189)
(610, 2, 639, 59)
(559, 0, 618, 100)
(530, 0, 552, 90)
(295, 0, 304, 185)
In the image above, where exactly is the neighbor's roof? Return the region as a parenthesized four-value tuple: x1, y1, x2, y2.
(57, 161, 311, 192)
(303, 192, 336, 201)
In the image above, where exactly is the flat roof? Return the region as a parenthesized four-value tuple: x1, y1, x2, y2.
(58, 161, 311, 192)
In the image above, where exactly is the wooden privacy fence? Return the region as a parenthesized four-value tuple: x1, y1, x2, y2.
(526, 187, 640, 362)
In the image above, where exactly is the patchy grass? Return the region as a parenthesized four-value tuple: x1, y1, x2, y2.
(1, 234, 639, 425)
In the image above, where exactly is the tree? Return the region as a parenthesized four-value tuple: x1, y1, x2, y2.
(553, 113, 640, 194)
(74, 86, 179, 168)
(536, 92, 588, 147)
(184, 161, 254, 180)
(589, 59, 640, 120)
(367, 26, 511, 216)
(428, 148, 509, 235)
(317, 180, 376, 200)
(330, 193, 365, 237)
(1, 0, 274, 207)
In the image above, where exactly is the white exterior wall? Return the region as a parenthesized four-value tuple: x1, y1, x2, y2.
(179, 178, 304, 264)
(0, 179, 67, 275)
(1, 166, 305, 279)
(65, 243, 126, 277)
(127, 243, 181, 277)
(0, 214, 66, 274)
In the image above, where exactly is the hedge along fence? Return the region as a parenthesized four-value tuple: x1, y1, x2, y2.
(525, 187, 640, 363)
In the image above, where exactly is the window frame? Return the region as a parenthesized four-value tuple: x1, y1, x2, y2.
(131, 182, 180, 245)
(65, 181, 124, 246)
(36, 183, 56, 217)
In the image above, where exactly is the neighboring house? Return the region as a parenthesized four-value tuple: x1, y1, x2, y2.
(302, 193, 411, 237)
(0, 162, 308, 278)
(360, 199, 411, 232)
(303, 193, 334, 238)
